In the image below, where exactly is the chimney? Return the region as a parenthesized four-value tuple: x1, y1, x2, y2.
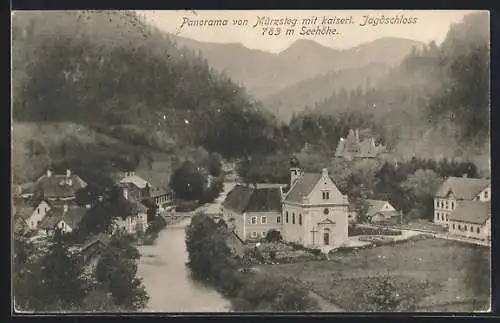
(66, 169, 71, 178)
(63, 204, 68, 213)
(322, 168, 329, 177)
(46, 168, 52, 178)
(462, 173, 468, 178)
(123, 188, 128, 200)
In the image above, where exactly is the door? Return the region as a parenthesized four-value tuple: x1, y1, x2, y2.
(323, 228, 330, 245)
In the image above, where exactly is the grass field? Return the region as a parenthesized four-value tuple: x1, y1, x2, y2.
(259, 237, 490, 312)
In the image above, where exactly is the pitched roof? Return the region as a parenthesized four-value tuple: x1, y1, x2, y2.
(38, 206, 88, 230)
(119, 174, 149, 189)
(435, 177, 490, 199)
(222, 185, 282, 213)
(366, 199, 393, 217)
(284, 173, 321, 203)
(35, 173, 87, 199)
(449, 200, 491, 225)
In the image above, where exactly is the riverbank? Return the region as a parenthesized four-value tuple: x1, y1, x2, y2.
(137, 218, 231, 312)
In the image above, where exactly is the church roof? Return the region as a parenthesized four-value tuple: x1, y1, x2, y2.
(435, 177, 490, 199)
(222, 185, 282, 214)
(449, 200, 490, 225)
(284, 173, 322, 203)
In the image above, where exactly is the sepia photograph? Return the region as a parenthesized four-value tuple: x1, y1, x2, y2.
(11, 9, 490, 313)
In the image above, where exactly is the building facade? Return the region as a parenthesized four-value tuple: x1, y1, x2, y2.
(282, 167, 349, 249)
(222, 185, 282, 241)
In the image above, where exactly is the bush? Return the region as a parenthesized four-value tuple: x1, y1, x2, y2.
(349, 225, 402, 236)
(265, 229, 282, 243)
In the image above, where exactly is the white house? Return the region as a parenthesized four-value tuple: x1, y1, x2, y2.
(38, 204, 88, 235)
(448, 201, 491, 241)
(282, 167, 349, 250)
(112, 188, 149, 235)
(434, 176, 490, 226)
(365, 199, 400, 224)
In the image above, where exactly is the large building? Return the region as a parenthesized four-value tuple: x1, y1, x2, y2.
(434, 176, 491, 240)
(28, 168, 88, 202)
(335, 129, 386, 160)
(221, 184, 282, 241)
(281, 167, 349, 249)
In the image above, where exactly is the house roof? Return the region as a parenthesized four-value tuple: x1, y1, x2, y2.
(38, 206, 88, 230)
(284, 173, 322, 203)
(222, 185, 282, 214)
(366, 199, 393, 217)
(112, 193, 149, 219)
(435, 177, 490, 199)
(119, 175, 149, 189)
(372, 210, 400, 218)
(449, 200, 491, 225)
(35, 173, 87, 199)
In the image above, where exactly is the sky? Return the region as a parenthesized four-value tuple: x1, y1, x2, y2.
(137, 10, 486, 53)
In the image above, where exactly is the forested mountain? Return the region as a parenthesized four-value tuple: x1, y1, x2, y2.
(12, 12, 281, 173)
(261, 63, 390, 122)
(290, 12, 490, 172)
(173, 35, 424, 100)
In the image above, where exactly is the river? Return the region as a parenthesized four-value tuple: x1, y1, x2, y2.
(137, 217, 231, 312)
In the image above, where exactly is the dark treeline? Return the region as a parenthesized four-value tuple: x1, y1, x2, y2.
(12, 11, 278, 159)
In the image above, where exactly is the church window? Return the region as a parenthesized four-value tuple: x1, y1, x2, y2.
(251, 216, 257, 224)
(477, 227, 480, 234)
(451, 201, 454, 210)
(453, 224, 455, 230)
(470, 226, 474, 233)
(277, 216, 281, 224)
(322, 191, 330, 200)
(292, 213, 295, 224)
(286, 212, 289, 223)
(299, 214, 302, 225)
(323, 208, 329, 215)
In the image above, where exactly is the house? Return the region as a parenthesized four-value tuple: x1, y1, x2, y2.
(433, 176, 490, 226)
(111, 188, 149, 235)
(447, 201, 491, 241)
(282, 166, 349, 249)
(335, 129, 386, 160)
(75, 233, 113, 275)
(222, 184, 282, 241)
(365, 199, 401, 224)
(30, 168, 87, 202)
(119, 170, 174, 214)
(37, 204, 88, 235)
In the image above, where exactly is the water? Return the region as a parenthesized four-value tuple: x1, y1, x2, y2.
(137, 218, 231, 312)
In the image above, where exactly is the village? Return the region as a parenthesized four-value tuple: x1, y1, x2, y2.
(12, 127, 491, 312)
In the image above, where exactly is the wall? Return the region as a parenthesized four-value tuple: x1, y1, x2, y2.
(476, 186, 491, 202)
(434, 197, 456, 225)
(244, 211, 281, 240)
(448, 220, 489, 240)
(307, 174, 346, 206)
(28, 200, 51, 230)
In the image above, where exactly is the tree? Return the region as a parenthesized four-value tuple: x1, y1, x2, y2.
(265, 229, 282, 243)
(34, 230, 87, 311)
(169, 160, 205, 201)
(401, 169, 442, 221)
(94, 232, 149, 310)
(353, 198, 371, 223)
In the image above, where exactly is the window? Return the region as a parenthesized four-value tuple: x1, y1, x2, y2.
(37, 208, 39, 214)
(477, 227, 480, 234)
(445, 201, 448, 209)
(324, 208, 329, 215)
(464, 225, 467, 231)
(453, 224, 455, 230)
(286, 212, 289, 223)
(261, 231, 266, 237)
(470, 226, 474, 233)
(261, 216, 267, 224)
(251, 231, 258, 238)
(251, 216, 257, 224)
(485, 191, 489, 199)
(458, 224, 461, 230)
(299, 214, 302, 225)
(446, 214, 448, 222)
(322, 191, 330, 200)
(451, 201, 454, 210)
(292, 213, 295, 224)
(277, 216, 281, 224)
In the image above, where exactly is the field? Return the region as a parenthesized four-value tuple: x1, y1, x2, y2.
(258, 237, 490, 312)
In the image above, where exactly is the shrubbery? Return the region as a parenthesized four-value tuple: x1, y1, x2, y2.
(348, 225, 402, 237)
(185, 213, 320, 311)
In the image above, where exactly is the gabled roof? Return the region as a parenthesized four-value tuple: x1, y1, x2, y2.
(38, 206, 88, 230)
(449, 200, 491, 225)
(61, 207, 88, 229)
(318, 218, 336, 225)
(222, 185, 282, 214)
(435, 177, 490, 199)
(366, 199, 393, 217)
(34, 173, 87, 199)
(119, 175, 149, 189)
(284, 173, 322, 203)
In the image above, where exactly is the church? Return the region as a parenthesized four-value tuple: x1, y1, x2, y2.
(281, 162, 349, 250)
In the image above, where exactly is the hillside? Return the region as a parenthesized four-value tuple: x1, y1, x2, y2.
(261, 63, 391, 122)
(12, 11, 280, 163)
(172, 35, 425, 100)
(293, 12, 490, 174)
